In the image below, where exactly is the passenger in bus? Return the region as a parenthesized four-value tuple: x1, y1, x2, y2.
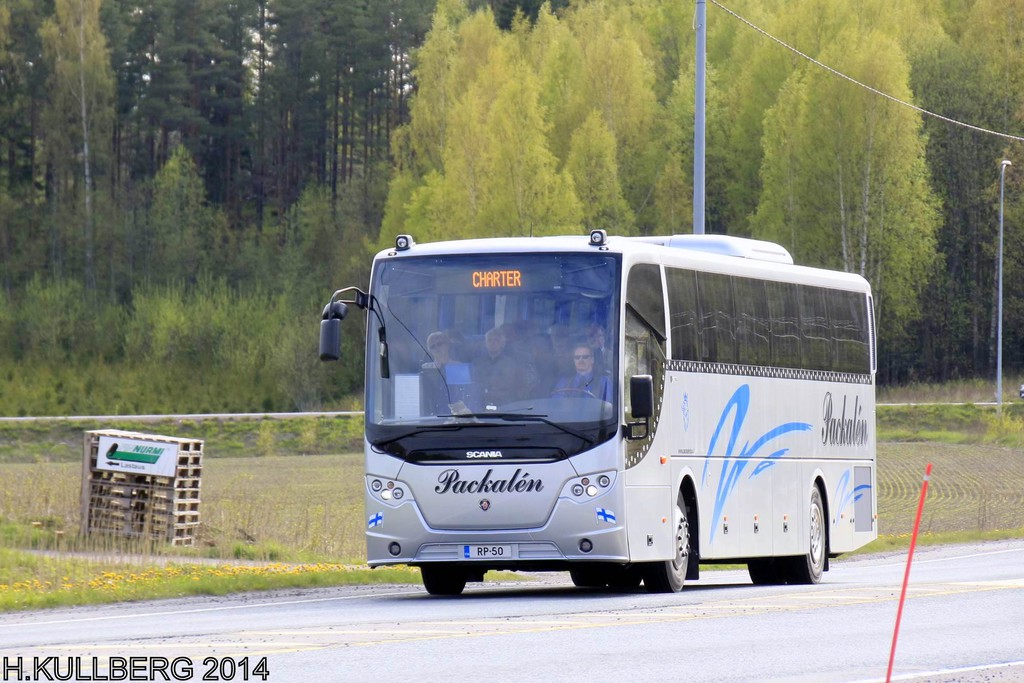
(421, 332, 453, 415)
(552, 343, 612, 402)
(585, 323, 609, 374)
(422, 331, 475, 414)
(425, 331, 452, 367)
(443, 327, 470, 362)
(547, 323, 575, 376)
(523, 333, 557, 396)
(476, 325, 521, 408)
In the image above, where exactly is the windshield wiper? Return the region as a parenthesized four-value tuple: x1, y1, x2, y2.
(437, 412, 595, 446)
(371, 423, 474, 449)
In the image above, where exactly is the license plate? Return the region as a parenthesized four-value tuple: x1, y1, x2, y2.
(463, 544, 513, 559)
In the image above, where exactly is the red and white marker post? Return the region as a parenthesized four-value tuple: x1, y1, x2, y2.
(886, 462, 933, 683)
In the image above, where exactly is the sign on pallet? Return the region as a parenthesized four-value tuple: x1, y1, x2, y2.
(96, 434, 179, 477)
(81, 429, 203, 546)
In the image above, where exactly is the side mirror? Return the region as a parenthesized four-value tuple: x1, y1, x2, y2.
(630, 374, 654, 418)
(319, 301, 348, 361)
(624, 375, 654, 442)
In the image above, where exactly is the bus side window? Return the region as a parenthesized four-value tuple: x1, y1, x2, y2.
(767, 280, 802, 370)
(696, 272, 736, 365)
(666, 267, 700, 362)
(624, 264, 666, 414)
(734, 276, 770, 367)
(830, 289, 870, 374)
(625, 264, 667, 342)
(800, 286, 832, 372)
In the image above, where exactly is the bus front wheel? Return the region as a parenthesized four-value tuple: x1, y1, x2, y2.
(643, 493, 690, 593)
(569, 565, 608, 588)
(570, 563, 643, 590)
(420, 564, 467, 596)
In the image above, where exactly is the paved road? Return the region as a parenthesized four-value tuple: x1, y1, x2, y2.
(1, 541, 1022, 682)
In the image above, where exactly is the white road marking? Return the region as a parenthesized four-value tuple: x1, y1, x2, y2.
(852, 659, 1024, 682)
(0, 589, 422, 628)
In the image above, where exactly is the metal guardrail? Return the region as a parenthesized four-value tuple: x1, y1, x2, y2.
(0, 403, 1014, 424)
(0, 411, 364, 424)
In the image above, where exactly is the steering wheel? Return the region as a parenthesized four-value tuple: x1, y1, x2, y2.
(550, 387, 597, 399)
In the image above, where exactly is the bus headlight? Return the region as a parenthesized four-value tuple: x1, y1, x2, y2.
(567, 471, 615, 499)
(368, 476, 411, 504)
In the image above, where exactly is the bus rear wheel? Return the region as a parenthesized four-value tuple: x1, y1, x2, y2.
(420, 564, 467, 596)
(747, 558, 786, 585)
(644, 493, 690, 593)
(787, 486, 826, 584)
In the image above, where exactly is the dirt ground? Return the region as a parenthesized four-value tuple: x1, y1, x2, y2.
(877, 442, 1024, 536)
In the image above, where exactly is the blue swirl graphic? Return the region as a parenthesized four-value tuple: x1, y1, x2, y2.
(703, 385, 812, 542)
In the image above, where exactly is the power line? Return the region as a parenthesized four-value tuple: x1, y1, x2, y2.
(709, 0, 1024, 143)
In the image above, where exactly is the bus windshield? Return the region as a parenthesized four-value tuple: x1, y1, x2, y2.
(365, 252, 621, 462)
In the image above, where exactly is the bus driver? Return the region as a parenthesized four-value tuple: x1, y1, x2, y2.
(552, 343, 612, 402)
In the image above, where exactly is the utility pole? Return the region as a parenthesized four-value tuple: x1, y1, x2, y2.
(997, 159, 1011, 414)
(693, 0, 706, 235)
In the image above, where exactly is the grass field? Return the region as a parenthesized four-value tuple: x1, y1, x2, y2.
(0, 453, 367, 562)
(3, 443, 1021, 556)
(877, 443, 1024, 535)
(1, 402, 1023, 610)
(877, 376, 1024, 405)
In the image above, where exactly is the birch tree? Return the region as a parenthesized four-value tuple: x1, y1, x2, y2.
(39, 0, 113, 290)
(566, 112, 635, 233)
(753, 29, 939, 343)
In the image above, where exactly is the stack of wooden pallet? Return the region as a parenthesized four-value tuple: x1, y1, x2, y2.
(80, 430, 203, 546)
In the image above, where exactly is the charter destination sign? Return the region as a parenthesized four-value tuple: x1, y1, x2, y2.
(97, 435, 179, 477)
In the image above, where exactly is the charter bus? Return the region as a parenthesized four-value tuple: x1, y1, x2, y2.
(319, 230, 877, 595)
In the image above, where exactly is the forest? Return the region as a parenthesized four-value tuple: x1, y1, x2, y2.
(0, 0, 1021, 415)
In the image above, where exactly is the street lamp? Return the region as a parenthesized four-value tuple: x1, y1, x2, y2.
(998, 159, 1011, 415)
